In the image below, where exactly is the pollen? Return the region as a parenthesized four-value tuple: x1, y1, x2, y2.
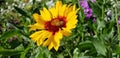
(51, 19, 64, 27)
(45, 17, 66, 34)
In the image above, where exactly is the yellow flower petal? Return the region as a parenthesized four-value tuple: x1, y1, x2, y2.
(30, 31, 43, 41)
(40, 8, 51, 21)
(43, 35, 53, 47)
(33, 13, 40, 22)
(62, 28, 71, 36)
(56, 1, 62, 7)
(66, 11, 78, 29)
(66, 18, 78, 29)
(53, 40, 60, 51)
(43, 30, 62, 51)
(54, 30, 63, 40)
(48, 42, 53, 50)
(53, 30, 63, 51)
(49, 7, 57, 18)
(72, 5, 76, 11)
(64, 5, 74, 16)
(56, 1, 62, 16)
(66, 11, 76, 20)
(59, 4, 67, 16)
(37, 30, 52, 46)
(28, 23, 44, 31)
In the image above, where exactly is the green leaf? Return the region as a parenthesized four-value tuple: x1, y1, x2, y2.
(90, 2, 102, 18)
(97, 19, 105, 30)
(57, 54, 64, 58)
(0, 44, 24, 56)
(114, 45, 120, 54)
(14, 6, 30, 18)
(73, 48, 79, 58)
(72, 0, 76, 4)
(0, 30, 20, 41)
(79, 41, 94, 50)
(92, 39, 107, 56)
(20, 45, 31, 58)
(78, 41, 96, 55)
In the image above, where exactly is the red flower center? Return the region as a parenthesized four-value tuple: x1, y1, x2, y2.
(45, 16, 66, 34)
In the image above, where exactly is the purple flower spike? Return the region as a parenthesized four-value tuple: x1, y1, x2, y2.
(80, 0, 89, 8)
(84, 8, 93, 18)
(80, 0, 95, 19)
(91, 0, 96, 2)
(118, 18, 120, 25)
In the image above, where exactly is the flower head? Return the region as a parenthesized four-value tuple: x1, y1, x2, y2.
(80, 0, 93, 18)
(84, 8, 93, 18)
(80, 0, 89, 8)
(29, 1, 79, 51)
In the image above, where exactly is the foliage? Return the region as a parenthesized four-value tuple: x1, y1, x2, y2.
(0, 0, 120, 58)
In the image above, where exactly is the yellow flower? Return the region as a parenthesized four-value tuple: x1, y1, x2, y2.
(29, 1, 79, 51)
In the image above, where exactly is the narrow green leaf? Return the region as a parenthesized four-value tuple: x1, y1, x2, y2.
(79, 41, 93, 49)
(0, 44, 24, 56)
(20, 45, 31, 58)
(14, 6, 30, 18)
(32, 3, 43, 14)
(78, 41, 96, 55)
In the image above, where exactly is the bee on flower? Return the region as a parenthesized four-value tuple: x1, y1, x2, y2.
(29, 1, 79, 51)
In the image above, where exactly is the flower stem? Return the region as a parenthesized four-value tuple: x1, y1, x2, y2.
(66, 48, 72, 58)
(114, 0, 120, 57)
(77, 0, 80, 7)
(114, 0, 120, 45)
(101, 1, 105, 20)
(106, 47, 112, 58)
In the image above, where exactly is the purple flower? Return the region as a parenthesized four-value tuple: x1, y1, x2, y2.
(80, 0, 95, 19)
(84, 8, 93, 18)
(80, 0, 89, 8)
(118, 18, 120, 25)
(90, 0, 96, 2)
(93, 18, 96, 23)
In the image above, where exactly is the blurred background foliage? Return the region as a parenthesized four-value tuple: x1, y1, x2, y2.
(0, 0, 120, 58)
